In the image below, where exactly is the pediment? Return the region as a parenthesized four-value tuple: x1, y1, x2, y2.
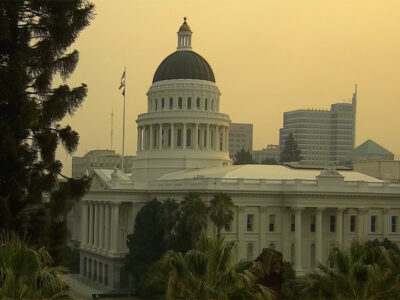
(89, 173, 110, 191)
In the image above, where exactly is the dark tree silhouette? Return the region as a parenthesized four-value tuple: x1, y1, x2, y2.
(234, 149, 255, 165)
(280, 133, 301, 163)
(0, 1, 94, 263)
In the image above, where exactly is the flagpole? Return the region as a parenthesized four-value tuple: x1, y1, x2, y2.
(121, 67, 126, 172)
(111, 110, 113, 150)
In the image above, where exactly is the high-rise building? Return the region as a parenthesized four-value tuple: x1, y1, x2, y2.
(228, 123, 253, 159)
(279, 87, 357, 165)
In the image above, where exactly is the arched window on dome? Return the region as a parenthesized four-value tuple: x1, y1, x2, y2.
(177, 129, 182, 147)
(196, 97, 200, 109)
(211, 99, 214, 111)
(155, 99, 158, 111)
(205, 98, 208, 111)
(186, 128, 191, 147)
(178, 97, 182, 109)
(187, 97, 191, 109)
(169, 97, 173, 110)
(161, 98, 165, 110)
(168, 128, 171, 147)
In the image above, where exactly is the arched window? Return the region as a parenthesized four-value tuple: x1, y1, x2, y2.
(177, 129, 182, 147)
(186, 128, 191, 147)
(205, 98, 208, 110)
(196, 97, 200, 109)
(211, 99, 214, 111)
(247, 243, 254, 260)
(178, 97, 182, 109)
(168, 128, 171, 146)
(310, 243, 316, 267)
(187, 97, 191, 109)
(161, 98, 165, 109)
(169, 97, 173, 109)
(155, 98, 158, 111)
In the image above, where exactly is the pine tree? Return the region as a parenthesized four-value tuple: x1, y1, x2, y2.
(280, 133, 302, 163)
(234, 148, 255, 165)
(0, 1, 94, 263)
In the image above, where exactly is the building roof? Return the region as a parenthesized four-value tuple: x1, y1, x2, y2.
(157, 164, 382, 182)
(152, 50, 215, 83)
(351, 139, 393, 156)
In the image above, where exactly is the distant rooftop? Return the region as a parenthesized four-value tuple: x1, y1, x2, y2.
(351, 139, 393, 157)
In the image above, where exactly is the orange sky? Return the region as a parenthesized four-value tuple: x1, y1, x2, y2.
(58, 0, 400, 176)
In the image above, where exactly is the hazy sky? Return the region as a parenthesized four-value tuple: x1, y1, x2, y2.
(58, 0, 400, 176)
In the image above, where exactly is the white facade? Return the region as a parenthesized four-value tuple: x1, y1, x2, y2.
(73, 21, 400, 290)
(228, 123, 253, 159)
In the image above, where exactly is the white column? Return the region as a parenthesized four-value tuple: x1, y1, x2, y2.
(137, 127, 141, 152)
(170, 123, 174, 149)
(94, 202, 99, 249)
(105, 203, 111, 251)
(99, 203, 105, 250)
(81, 201, 88, 247)
(194, 123, 199, 150)
(159, 123, 163, 150)
(149, 124, 153, 150)
(225, 127, 229, 152)
(88, 202, 94, 247)
(206, 124, 210, 150)
(316, 208, 324, 264)
(259, 207, 267, 253)
(110, 203, 120, 253)
(383, 208, 390, 238)
(237, 206, 245, 260)
(199, 126, 204, 149)
(336, 208, 344, 247)
(363, 209, 370, 240)
(357, 208, 364, 240)
(294, 207, 303, 273)
(183, 123, 187, 149)
(215, 125, 219, 151)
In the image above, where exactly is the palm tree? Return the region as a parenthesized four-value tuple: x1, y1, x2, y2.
(162, 235, 274, 299)
(0, 230, 72, 299)
(301, 240, 400, 299)
(209, 192, 234, 237)
(181, 192, 208, 247)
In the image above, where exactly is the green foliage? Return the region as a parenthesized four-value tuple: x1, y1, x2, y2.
(125, 199, 166, 289)
(161, 235, 273, 300)
(301, 239, 400, 299)
(234, 148, 255, 165)
(0, 0, 94, 261)
(0, 230, 72, 299)
(280, 133, 301, 163)
(261, 157, 278, 165)
(63, 246, 80, 274)
(208, 192, 234, 237)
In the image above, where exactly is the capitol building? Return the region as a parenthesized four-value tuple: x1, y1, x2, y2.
(70, 19, 400, 290)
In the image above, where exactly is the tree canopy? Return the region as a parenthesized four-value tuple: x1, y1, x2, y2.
(280, 133, 301, 163)
(234, 149, 255, 165)
(208, 192, 234, 237)
(0, 0, 94, 261)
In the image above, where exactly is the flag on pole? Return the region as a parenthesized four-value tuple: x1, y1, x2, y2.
(119, 69, 125, 96)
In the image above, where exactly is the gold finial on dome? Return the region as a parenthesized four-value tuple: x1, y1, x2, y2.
(179, 17, 192, 32)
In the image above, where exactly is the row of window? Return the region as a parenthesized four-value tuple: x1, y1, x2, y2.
(231, 214, 400, 234)
(151, 97, 215, 112)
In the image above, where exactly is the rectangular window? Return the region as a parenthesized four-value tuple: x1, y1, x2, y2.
(290, 215, 295, 232)
(178, 97, 182, 109)
(224, 222, 231, 232)
(350, 215, 356, 232)
(392, 216, 397, 233)
(247, 214, 254, 232)
(187, 97, 191, 109)
(330, 216, 336, 233)
(269, 214, 275, 232)
(371, 215, 376, 233)
(161, 98, 165, 109)
(197, 97, 200, 108)
(310, 215, 316, 232)
(169, 97, 173, 109)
